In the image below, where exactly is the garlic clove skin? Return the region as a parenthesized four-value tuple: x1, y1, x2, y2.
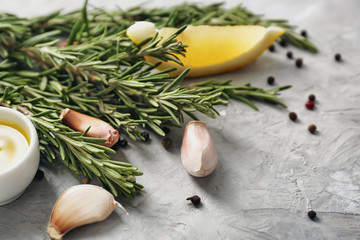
(60, 108, 119, 147)
(47, 184, 127, 240)
(181, 121, 218, 177)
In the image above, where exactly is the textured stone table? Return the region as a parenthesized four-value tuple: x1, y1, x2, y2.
(1, 0, 360, 239)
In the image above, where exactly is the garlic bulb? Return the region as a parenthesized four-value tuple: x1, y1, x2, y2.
(47, 185, 127, 240)
(181, 121, 218, 177)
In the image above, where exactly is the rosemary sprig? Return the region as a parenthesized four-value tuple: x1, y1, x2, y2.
(190, 80, 292, 110)
(0, 2, 293, 198)
(0, 86, 143, 199)
(27, 3, 317, 53)
(1, 17, 289, 137)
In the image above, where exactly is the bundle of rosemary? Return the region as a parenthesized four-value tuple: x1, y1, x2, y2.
(0, 2, 312, 199)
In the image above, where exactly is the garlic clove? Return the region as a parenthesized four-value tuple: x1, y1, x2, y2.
(60, 108, 119, 147)
(181, 121, 218, 177)
(126, 21, 158, 45)
(47, 184, 127, 240)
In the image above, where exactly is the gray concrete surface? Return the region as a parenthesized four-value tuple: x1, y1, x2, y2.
(0, 0, 360, 239)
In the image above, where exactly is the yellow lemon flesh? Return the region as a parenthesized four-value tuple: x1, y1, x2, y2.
(127, 23, 285, 77)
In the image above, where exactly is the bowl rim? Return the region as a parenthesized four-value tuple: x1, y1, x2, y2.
(0, 107, 39, 175)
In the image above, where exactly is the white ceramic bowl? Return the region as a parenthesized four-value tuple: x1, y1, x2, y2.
(0, 107, 40, 205)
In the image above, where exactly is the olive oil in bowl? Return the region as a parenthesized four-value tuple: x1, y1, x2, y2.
(0, 121, 30, 173)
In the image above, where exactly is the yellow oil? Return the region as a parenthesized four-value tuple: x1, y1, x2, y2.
(0, 121, 30, 171)
(0, 120, 30, 145)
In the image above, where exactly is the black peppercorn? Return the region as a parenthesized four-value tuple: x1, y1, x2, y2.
(140, 131, 150, 142)
(308, 210, 317, 220)
(308, 124, 317, 134)
(295, 58, 303, 68)
(111, 138, 122, 150)
(301, 30, 307, 38)
(308, 94, 316, 101)
(34, 169, 44, 180)
(162, 138, 172, 149)
(267, 76, 275, 85)
(161, 126, 170, 135)
(268, 44, 275, 52)
(119, 139, 128, 148)
(286, 51, 293, 59)
(279, 39, 287, 47)
(289, 112, 297, 121)
(81, 177, 89, 184)
(186, 195, 201, 206)
(335, 53, 342, 62)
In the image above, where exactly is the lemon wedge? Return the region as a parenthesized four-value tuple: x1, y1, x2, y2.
(127, 22, 285, 77)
